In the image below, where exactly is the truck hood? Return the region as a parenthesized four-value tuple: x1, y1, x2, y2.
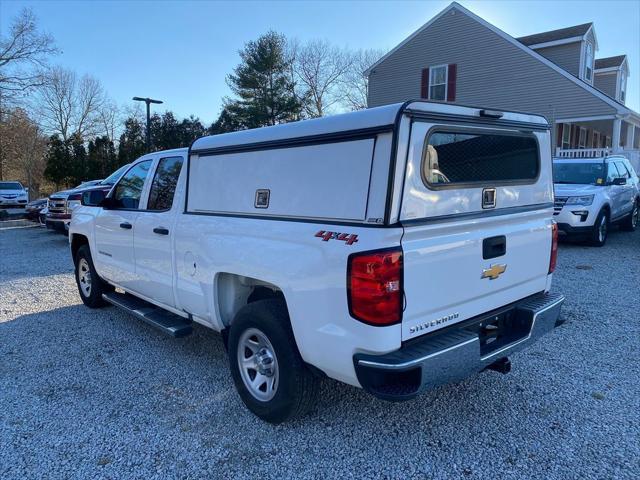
(553, 183, 601, 197)
(50, 182, 112, 200)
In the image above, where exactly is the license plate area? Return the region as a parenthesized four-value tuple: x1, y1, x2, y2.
(476, 308, 533, 357)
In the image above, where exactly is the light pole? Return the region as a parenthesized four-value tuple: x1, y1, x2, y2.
(132, 96, 163, 152)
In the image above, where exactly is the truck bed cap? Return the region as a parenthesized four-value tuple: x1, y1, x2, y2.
(190, 101, 549, 155)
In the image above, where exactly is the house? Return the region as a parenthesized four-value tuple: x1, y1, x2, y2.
(366, 2, 640, 168)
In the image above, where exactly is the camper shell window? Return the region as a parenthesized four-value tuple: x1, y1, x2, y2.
(421, 129, 540, 189)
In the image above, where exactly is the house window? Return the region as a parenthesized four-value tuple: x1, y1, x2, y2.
(578, 127, 587, 149)
(592, 131, 600, 148)
(605, 136, 611, 148)
(429, 65, 448, 101)
(584, 42, 594, 81)
(562, 124, 571, 149)
(619, 73, 627, 103)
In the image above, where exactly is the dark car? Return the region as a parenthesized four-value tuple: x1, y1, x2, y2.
(25, 198, 48, 221)
(46, 165, 129, 233)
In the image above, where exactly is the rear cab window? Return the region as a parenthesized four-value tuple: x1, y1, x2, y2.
(422, 131, 539, 188)
(147, 156, 184, 211)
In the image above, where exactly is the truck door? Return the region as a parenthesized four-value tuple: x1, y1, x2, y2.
(93, 160, 153, 287)
(132, 155, 184, 307)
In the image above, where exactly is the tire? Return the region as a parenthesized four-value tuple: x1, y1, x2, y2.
(621, 200, 639, 232)
(228, 299, 319, 424)
(74, 245, 110, 308)
(589, 209, 609, 247)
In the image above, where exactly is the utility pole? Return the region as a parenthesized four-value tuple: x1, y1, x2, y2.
(132, 96, 163, 152)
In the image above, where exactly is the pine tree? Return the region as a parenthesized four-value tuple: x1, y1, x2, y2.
(44, 135, 71, 189)
(69, 134, 87, 185)
(224, 31, 302, 129)
(117, 117, 146, 166)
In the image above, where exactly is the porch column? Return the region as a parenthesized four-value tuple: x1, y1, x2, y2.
(612, 118, 622, 152)
(626, 122, 635, 150)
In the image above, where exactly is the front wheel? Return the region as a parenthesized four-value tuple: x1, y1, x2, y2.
(228, 299, 319, 424)
(621, 200, 639, 232)
(75, 245, 110, 308)
(589, 209, 609, 247)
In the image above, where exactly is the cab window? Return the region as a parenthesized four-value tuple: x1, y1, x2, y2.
(112, 160, 153, 209)
(606, 162, 621, 183)
(147, 156, 184, 211)
(615, 161, 630, 180)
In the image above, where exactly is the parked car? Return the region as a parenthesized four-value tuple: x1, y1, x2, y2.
(46, 167, 128, 233)
(0, 181, 29, 207)
(25, 198, 48, 221)
(553, 156, 639, 246)
(69, 101, 564, 423)
(38, 206, 48, 226)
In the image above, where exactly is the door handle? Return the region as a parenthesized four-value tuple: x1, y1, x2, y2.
(119, 222, 132, 230)
(483, 235, 506, 259)
(153, 227, 169, 235)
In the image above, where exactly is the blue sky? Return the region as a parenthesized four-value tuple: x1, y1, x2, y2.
(2, 0, 639, 124)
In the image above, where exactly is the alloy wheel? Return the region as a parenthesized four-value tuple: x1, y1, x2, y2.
(598, 215, 607, 243)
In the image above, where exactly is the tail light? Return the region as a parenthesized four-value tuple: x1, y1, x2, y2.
(549, 222, 558, 274)
(347, 247, 403, 326)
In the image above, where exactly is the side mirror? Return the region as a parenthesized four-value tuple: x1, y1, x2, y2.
(612, 177, 627, 186)
(81, 189, 106, 207)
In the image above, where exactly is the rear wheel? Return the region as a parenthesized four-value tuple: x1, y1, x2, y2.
(621, 200, 639, 232)
(228, 299, 319, 424)
(75, 245, 110, 308)
(589, 209, 609, 247)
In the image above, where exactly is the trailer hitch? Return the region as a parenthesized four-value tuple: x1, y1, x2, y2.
(486, 357, 511, 374)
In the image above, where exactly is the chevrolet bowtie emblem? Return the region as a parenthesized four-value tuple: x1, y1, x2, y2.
(481, 264, 507, 280)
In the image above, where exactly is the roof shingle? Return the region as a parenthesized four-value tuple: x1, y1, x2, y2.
(517, 23, 592, 46)
(594, 55, 626, 69)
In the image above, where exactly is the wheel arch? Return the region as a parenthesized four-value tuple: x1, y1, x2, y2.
(70, 233, 89, 264)
(215, 272, 289, 330)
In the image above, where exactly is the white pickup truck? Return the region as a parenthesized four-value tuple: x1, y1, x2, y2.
(70, 101, 564, 423)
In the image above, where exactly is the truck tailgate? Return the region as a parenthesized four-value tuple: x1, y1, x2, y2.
(400, 209, 552, 341)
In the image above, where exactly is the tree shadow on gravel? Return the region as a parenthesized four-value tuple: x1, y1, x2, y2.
(0, 228, 73, 282)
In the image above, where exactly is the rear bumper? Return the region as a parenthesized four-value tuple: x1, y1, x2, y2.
(557, 223, 593, 238)
(353, 292, 564, 401)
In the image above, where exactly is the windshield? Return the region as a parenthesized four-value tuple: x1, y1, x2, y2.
(553, 162, 605, 185)
(0, 182, 23, 190)
(101, 164, 130, 185)
(75, 180, 102, 188)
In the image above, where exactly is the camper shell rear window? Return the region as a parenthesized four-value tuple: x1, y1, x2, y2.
(421, 129, 540, 189)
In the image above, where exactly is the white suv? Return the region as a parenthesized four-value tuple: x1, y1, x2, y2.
(553, 156, 640, 246)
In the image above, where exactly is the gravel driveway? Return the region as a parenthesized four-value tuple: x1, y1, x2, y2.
(1, 225, 639, 479)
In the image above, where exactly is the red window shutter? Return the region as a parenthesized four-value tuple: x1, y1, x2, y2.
(556, 124, 563, 147)
(447, 64, 457, 102)
(421, 68, 429, 99)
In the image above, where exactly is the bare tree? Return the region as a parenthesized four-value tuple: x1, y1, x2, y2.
(294, 40, 352, 117)
(98, 98, 120, 143)
(0, 108, 47, 195)
(0, 8, 57, 104)
(339, 49, 385, 111)
(35, 66, 105, 142)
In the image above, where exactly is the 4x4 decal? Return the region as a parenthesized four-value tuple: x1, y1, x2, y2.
(315, 230, 359, 245)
